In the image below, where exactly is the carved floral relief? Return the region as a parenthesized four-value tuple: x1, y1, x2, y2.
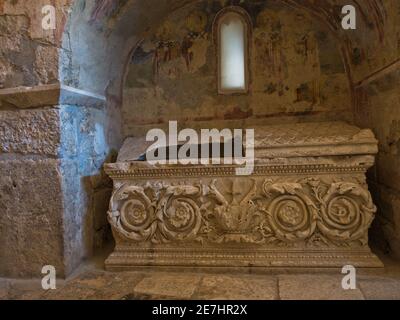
(108, 177, 376, 248)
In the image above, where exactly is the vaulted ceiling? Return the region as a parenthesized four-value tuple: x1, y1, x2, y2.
(87, 0, 386, 38)
(63, 0, 389, 96)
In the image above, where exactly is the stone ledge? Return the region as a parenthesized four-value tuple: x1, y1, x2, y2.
(0, 84, 106, 109)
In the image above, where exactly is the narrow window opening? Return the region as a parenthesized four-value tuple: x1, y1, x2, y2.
(216, 9, 250, 94)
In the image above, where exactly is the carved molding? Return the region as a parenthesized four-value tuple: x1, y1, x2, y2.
(106, 247, 384, 269)
(104, 163, 371, 179)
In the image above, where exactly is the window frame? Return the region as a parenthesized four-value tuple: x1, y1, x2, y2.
(213, 6, 252, 95)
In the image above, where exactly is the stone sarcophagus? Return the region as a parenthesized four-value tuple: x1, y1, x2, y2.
(104, 122, 383, 271)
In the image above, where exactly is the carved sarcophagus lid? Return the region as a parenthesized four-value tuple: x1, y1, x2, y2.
(252, 121, 378, 159)
(104, 121, 383, 271)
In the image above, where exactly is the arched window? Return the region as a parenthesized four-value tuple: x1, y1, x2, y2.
(215, 8, 251, 94)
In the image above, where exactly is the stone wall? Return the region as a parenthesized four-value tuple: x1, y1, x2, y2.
(59, 104, 119, 271)
(352, 0, 400, 258)
(0, 0, 71, 88)
(0, 0, 70, 277)
(0, 107, 65, 277)
(123, 1, 352, 137)
(0, 0, 121, 277)
(0, 92, 119, 277)
(355, 68, 400, 258)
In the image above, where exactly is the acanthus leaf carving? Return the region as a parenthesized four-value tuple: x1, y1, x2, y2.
(108, 183, 203, 244)
(262, 180, 318, 244)
(205, 179, 265, 243)
(108, 178, 377, 248)
(316, 182, 376, 245)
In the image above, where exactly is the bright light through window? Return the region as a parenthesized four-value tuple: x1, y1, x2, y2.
(219, 12, 247, 92)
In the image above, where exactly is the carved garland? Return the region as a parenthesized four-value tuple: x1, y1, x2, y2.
(108, 183, 204, 243)
(108, 179, 376, 247)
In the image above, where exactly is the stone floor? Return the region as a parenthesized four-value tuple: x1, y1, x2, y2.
(1, 250, 400, 300)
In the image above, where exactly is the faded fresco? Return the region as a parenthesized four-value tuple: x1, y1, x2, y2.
(347, 0, 400, 82)
(122, 1, 352, 136)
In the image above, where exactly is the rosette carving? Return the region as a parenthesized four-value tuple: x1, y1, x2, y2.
(108, 183, 203, 243)
(263, 181, 318, 243)
(317, 182, 376, 243)
(108, 185, 156, 242)
(157, 185, 202, 242)
(107, 179, 377, 248)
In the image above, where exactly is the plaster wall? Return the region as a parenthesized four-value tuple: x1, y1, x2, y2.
(123, 1, 352, 136)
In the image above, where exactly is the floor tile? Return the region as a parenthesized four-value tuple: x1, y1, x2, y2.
(359, 278, 400, 300)
(279, 275, 365, 300)
(133, 273, 202, 299)
(194, 275, 278, 300)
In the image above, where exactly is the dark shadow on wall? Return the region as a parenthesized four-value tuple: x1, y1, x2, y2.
(82, 151, 118, 258)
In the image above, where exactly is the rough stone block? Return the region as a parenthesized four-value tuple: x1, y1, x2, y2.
(60, 159, 91, 274)
(0, 108, 60, 156)
(0, 159, 65, 278)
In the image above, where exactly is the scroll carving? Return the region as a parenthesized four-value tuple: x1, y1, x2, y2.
(108, 178, 376, 248)
(314, 182, 376, 245)
(262, 181, 318, 243)
(108, 183, 204, 243)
